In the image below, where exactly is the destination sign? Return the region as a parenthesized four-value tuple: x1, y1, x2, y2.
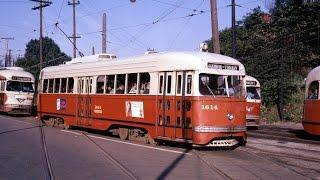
(12, 76, 32, 81)
(246, 81, 257, 86)
(207, 63, 239, 71)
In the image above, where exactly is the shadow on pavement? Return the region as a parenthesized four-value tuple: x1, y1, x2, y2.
(289, 129, 320, 141)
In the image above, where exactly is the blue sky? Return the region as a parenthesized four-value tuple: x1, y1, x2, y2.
(0, 0, 268, 60)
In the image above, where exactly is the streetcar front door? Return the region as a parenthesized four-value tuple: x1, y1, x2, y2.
(174, 71, 193, 141)
(76, 77, 93, 126)
(156, 72, 175, 139)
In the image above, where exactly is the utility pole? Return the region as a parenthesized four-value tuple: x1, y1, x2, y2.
(210, 0, 220, 53)
(31, 0, 52, 70)
(102, 13, 107, 54)
(8, 49, 12, 67)
(231, 0, 236, 58)
(68, 0, 80, 59)
(1, 37, 14, 67)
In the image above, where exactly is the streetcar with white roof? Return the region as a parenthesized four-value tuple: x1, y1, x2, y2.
(244, 75, 261, 128)
(38, 51, 247, 147)
(0, 67, 35, 114)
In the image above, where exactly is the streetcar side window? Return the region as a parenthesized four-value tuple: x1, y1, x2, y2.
(106, 75, 115, 94)
(43, 79, 48, 93)
(139, 73, 150, 94)
(116, 74, 125, 94)
(187, 75, 192, 94)
(48, 79, 54, 93)
(159, 75, 164, 94)
(127, 73, 138, 94)
(177, 75, 182, 94)
(61, 78, 67, 93)
(97, 75, 105, 94)
(167, 75, 172, 94)
(89, 78, 93, 93)
(67, 78, 74, 93)
(54, 78, 60, 93)
(307, 81, 319, 99)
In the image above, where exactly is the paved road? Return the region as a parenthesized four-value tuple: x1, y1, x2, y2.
(0, 115, 312, 179)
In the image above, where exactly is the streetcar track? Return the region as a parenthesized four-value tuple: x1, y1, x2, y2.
(81, 132, 140, 180)
(245, 144, 320, 162)
(192, 150, 233, 180)
(38, 124, 55, 180)
(248, 131, 320, 145)
(247, 141, 320, 157)
(237, 148, 314, 179)
(0, 125, 41, 135)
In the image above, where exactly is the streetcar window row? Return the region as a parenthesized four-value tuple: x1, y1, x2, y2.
(42, 72, 193, 95)
(96, 73, 150, 95)
(43, 78, 74, 93)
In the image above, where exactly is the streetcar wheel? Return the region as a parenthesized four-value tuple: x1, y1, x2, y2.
(63, 123, 70, 130)
(145, 133, 156, 145)
(119, 128, 129, 140)
(45, 118, 55, 127)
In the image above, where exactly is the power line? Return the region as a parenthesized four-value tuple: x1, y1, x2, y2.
(113, 0, 186, 53)
(167, 0, 205, 50)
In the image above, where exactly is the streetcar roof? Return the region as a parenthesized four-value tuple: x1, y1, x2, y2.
(0, 68, 35, 81)
(41, 51, 245, 78)
(306, 66, 320, 86)
(244, 75, 260, 87)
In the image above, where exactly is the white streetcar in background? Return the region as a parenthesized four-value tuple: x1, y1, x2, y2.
(0, 67, 35, 114)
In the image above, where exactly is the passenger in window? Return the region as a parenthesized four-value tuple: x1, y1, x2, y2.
(116, 84, 125, 94)
(143, 82, 150, 94)
(106, 86, 114, 94)
(129, 83, 137, 94)
(247, 91, 254, 99)
(309, 89, 318, 99)
(69, 88, 73, 93)
(228, 85, 235, 96)
(97, 86, 103, 93)
(61, 87, 66, 93)
(199, 77, 211, 95)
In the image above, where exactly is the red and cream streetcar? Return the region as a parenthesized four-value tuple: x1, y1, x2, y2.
(0, 67, 35, 114)
(303, 66, 320, 135)
(38, 51, 247, 147)
(244, 75, 261, 128)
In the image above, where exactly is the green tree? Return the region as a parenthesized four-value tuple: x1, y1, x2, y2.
(15, 37, 71, 79)
(206, 1, 320, 121)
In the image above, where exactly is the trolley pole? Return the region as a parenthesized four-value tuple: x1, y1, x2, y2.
(231, 0, 236, 58)
(102, 13, 107, 54)
(31, 0, 52, 70)
(68, 0, 80, 59)
(210, 0, 220, 54)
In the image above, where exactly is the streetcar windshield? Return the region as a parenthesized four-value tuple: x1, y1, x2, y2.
(199, 74, 244, 97)
(6, 81, 34, 93)
(246, 87, 261, 100)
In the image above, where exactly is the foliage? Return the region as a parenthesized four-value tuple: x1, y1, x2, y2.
(206, 1, 320, 121)
(15, 37, 71, 79)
